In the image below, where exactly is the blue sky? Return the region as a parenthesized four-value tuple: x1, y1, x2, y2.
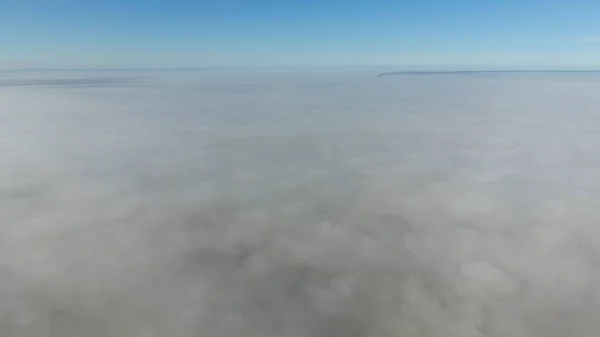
(2, 0, 600, 69)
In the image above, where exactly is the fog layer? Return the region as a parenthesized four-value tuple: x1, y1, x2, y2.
(2, 71, 600, 337)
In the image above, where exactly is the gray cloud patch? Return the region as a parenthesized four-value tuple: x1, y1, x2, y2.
(2, 71, 600, 336)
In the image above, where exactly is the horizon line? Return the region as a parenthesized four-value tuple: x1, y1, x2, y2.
(3, 67, 600, 74)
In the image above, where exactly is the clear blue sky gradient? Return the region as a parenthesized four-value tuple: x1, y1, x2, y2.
(2, 0, 600, 69)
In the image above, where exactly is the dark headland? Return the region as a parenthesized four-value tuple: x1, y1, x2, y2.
(376, 70, 600, 77)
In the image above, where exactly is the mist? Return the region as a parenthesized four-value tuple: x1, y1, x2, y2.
(2, 70, 600, 337)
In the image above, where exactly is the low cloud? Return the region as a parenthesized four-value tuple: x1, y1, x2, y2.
(2, 70, 600, 336)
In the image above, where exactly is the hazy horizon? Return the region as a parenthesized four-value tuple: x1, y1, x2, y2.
(5, 67, 600, 72)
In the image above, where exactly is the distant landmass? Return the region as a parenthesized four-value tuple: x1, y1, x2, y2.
(376, 70, 600, 77)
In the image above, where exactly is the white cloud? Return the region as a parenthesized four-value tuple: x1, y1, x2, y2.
(2, 71, 600, 336)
